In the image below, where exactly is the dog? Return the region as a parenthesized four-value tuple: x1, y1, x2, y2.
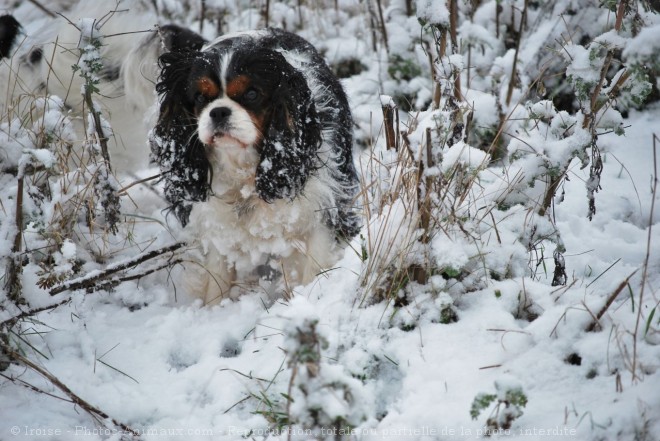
(150, 28, 362, 304)
(0, 2, 169, 174)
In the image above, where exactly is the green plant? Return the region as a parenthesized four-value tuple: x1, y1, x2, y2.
(471, 380, 528, 433)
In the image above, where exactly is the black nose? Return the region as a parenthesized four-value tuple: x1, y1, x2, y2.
(209, 106, 231, 124)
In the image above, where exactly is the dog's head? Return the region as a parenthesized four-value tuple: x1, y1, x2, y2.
(151, 33, 322, 225)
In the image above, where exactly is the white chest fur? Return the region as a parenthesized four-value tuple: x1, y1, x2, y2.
(184, 167, 340, 304)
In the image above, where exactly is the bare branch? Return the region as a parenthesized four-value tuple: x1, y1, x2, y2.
(50, 243, 185, 296)
(1, 342, 141, 440)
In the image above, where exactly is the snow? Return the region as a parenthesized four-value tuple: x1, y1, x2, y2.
(441, 141, 489, 172)
(1, 1, 660, 441)
(622, 23, 660, 61)
(415, 0, 449, 26)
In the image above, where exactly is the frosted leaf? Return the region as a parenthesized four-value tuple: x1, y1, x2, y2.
(416, 0, 449, 26)
(77, 18, 100, 45)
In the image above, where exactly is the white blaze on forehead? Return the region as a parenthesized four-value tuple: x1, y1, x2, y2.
(218, 50, 232, 93)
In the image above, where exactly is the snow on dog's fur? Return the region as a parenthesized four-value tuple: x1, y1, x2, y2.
(150, 28, 361, 304)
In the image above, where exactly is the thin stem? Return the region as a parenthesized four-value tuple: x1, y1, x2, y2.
(632, 135, 657, 382)
(505, 0, 528, 106)
(50, 242, 185, 295)
(1, 343, 141, 439)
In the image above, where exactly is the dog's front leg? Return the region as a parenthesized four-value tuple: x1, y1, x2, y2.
(185, 250, 235, 306)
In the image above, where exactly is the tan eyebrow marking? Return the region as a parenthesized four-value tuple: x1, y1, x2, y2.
(197, 77, 220, 98)
(226, 75, 251, 99)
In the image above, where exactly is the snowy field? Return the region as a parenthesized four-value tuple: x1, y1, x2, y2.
(1, 1, 659, 440)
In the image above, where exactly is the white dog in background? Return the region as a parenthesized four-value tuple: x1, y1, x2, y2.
(0, 1, 166, 174)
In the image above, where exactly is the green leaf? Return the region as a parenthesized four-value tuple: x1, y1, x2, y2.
(470, 393, 497, 420)
(505, 388, 528, 409)
(645, 307, 656, 337)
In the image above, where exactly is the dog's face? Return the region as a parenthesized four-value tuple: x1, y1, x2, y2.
(151, 40, 323, 225)
(193, 49, 280, 151)
(151, 29, 361, 240)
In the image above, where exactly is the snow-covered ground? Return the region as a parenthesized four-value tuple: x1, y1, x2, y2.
(1, 1, 659, 440)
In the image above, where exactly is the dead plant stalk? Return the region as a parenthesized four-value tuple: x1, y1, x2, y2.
(631, 134, 658, 382)
(0, 342, 141, 439)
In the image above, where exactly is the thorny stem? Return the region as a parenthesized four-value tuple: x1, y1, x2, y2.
(83, 87, 112, 172)
(49, 242, 185, 295)
(0, 298, 71, 330)
(4, 176, 24, 303)
(90, 259, 183, 293)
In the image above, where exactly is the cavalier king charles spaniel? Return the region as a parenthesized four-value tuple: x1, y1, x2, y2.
(150, 28, 361, 304)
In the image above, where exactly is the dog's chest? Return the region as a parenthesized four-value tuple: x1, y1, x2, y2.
(187, 191, 320, 272)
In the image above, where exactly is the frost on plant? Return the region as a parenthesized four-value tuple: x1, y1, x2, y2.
(273, 307, 370, 438)
(471, 379, 528, 433)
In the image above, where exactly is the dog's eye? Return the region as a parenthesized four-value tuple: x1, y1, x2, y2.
(244, 88, 259, 102)
(195, 93, 207, 105)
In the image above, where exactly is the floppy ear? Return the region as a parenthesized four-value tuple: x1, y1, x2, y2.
(0, 15, 21, 60)
(158, 24, 207, 53)
(150, 51, 211, 226)
(255, 56, 322, 203)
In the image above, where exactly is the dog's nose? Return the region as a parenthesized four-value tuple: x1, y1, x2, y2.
(209, 106, 231, 124)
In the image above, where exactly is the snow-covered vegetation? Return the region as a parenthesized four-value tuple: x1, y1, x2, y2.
(1, 0, 659, 440)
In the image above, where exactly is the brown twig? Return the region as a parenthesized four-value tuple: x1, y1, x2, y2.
(83, 85, 112, 172)
(28, 0, 56, 17)
(449, 0, 461, 101)
(1, 343, 141, 439)
(200, 0, 206, 34)
(90, 259, 183, 293)
(4, 176, 24, 303)
(505, 0, 528, 106)
(586, 269, 639, 332)
(0, 298, 71, 330)
(117, 173, 162, 195)
(382, 100, 397, 151)
(50, 242, 185, 295)
(375, 0, 389, 53)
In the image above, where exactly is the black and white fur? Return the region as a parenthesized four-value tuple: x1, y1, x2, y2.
(0, 3, 198, 174)
(150, 28, 361, 304)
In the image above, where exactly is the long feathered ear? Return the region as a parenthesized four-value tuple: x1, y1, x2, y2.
(255, 56, 322, 203)
(0, 15, 21, 59)
(158, 24, 207, 53)
(150, 51, 211, 226)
